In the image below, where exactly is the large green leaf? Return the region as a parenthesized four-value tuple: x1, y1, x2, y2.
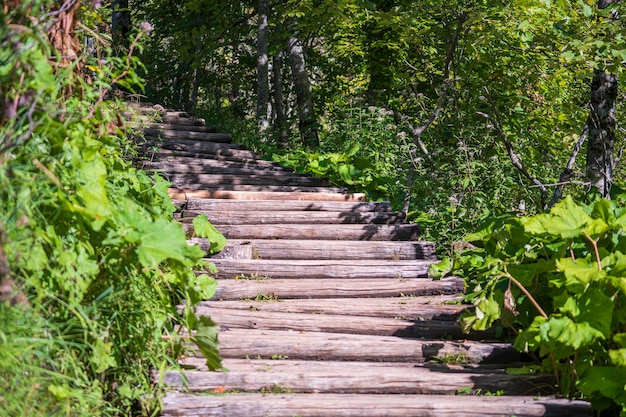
(192, 215, 227, 255)
(190, 315, 222, 371)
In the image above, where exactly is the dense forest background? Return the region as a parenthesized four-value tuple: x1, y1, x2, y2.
(131, 0, 626, 253)
(2, 0, 626, 416)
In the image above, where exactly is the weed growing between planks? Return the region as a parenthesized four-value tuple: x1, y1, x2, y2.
(0, 2, 222, 415)
(433, 195, 626, 415)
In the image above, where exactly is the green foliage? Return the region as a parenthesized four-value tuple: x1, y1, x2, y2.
(0, 2, 219, 415)
(192, 215, 228, 255)
(434, 195, 626, 413)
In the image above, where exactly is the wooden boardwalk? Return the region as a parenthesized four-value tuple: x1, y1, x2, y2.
(134, 105, 593, 417)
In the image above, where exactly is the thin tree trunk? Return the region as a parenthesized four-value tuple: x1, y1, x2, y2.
(286, 32, 318, 149)
(272, 50, 289, 148)
(256, 0, 271, 140)
(586, 69, 617, 198)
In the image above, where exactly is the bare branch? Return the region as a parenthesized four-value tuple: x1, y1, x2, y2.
(549, 124, 588, 207)
(481, 86, 548, 208)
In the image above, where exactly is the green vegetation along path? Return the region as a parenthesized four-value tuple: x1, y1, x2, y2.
(134, 104, 593, 417)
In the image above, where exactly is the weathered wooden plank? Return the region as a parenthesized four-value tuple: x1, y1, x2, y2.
(147, 123, 217, 133)
(211, 277, 464, 300)
(182, 210, 405, 225)
(201, 295, 465, 320)
(211, 329, 518, 363)
(144, 128, 232, 143)
(171, 182, 348, 194)
(139, 161, 296, 176)
(159, 114, 206, 126)
(161, 393, 593, 417)
(197, 307, 483, 339)
(207, 259, 434, 279)
(167, 173, 329, 187)
(141, 151, 281, 167)
(162, 359, 556, 396)
(186, 198, 387, 211)
(141, 137, 246, 154)
(201, 223, 420, 241)
(195, 239, 436, 260)
(170, 189, 366, 202)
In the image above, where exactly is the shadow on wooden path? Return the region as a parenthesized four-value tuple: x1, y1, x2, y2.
(131, 104, 593, 417)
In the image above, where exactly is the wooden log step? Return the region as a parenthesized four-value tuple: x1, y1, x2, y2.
(171, 182, 348, 194)
(138, 148, 265, 164)
(167, 173, 329, 187)
(147, 123, 217, 133)
(144, 128, 232, 143)
(140, 151, 282, 168)
(182, 210, 405, 225)
(201, 295, 465, 320)
(197, 307, 485, 340)
(210, 277, 465, 300)
(141, 138, 246, 154)
(160, 114, 206, 126)
(161, 392, 593, 417)
(215, 329, 518, 363)
(186, 198, 387, 212)
(207, 259, 434, 279)
(198, 239, 436, 260)
(170, 189, 366, 202)
(139, 160, 297, 176)
(201, 223, 421, 241)
(163, 359, 556, 396)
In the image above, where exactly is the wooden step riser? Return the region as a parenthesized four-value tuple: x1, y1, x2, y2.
(142, 151, 281, 168)
(202, 295, 464, 319)
(139, 161, 298, 176)
(163, 359, 556, 396)
(172, 182, 348, 193)
(214, 329, 519, 364)
(141, 137, 245, 154)
(187, 224, 420, 241)
(148, 123, 217, 133)
(210, 277, 465, 300)
(171, 189, 366, 202)
(166, 174, 329, 187)
(199, 307, 491, 340)
(182, 210, 406, 225)
(199, 239, 436, 260)
(186, 198, 387, 212)
(161, 393, 593, 417)
(144, 128, 233, 143)
(207, 259, 434, 279)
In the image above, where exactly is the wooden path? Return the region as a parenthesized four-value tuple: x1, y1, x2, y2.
(133, 105, 593, 417)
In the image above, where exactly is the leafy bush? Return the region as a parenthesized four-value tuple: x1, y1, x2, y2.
(0, 2, 219, 415)
(433, 195, 626, 414)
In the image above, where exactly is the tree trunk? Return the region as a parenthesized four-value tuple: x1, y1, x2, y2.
(286, 33, 319, 149)
(256, 0, 271, 140)
(272, 50, 289, 148)
(586, 69, 617, 198)
(112, 0, 131, 55)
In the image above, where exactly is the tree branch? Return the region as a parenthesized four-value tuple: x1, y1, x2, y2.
(480, 86, 549, 208)
(549, 124, 588, 207)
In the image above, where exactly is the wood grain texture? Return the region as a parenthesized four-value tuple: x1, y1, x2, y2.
(163, 358, 556, 395)
(181, 210, 405, 225)
(186, 198, 387, 211)
(210, 277, 465, 300)
(197, 239, 436, 260)
(161, 393, 593, 417)
(201, 295, 465, 319)
(207, 259, 434, 279)
(170, 189, 365, 202)
(204, 223, 421, 240)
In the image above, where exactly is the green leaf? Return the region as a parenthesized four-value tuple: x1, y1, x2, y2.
(192, 215, 227, 255)
(137, 219, 188, 266)
(556, 257, 606, 291)
(522, 195, 590, 239)
(190, 315, 222, 371)
(429, 257, 453, 279)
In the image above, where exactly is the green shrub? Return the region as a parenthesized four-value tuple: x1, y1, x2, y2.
(434, 195, 626, 414)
